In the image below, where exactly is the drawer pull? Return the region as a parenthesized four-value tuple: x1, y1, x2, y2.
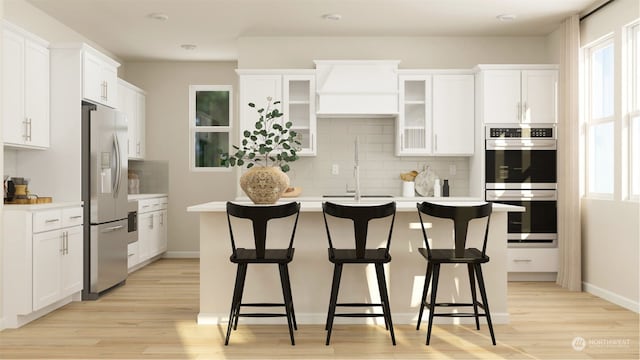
(513, 259, 533, 262)
(128, 253, 135, 257)
(45, 219, 60, 223)
(69, 215, 82, 219)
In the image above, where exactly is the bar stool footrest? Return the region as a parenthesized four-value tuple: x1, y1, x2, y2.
(432, 313, 489, 317)
(240, 302, 286, 307)
(239, 313, 289, 317)
(336, 302, 384, 307)
(334, 313, 386, 317)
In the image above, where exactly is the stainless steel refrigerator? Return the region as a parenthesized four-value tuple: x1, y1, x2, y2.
(82, 101, 129, 300)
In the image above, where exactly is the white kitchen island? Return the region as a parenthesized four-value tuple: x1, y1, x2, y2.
(187, 197, 523, 326)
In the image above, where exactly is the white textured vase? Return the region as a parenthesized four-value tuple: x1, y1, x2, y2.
(240, 166, 290, 204)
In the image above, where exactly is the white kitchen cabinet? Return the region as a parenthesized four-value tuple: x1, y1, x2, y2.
(3, 204, 84, 328)
(137, 196, 168, 264)
(432, 74, 475, 155)
(82, 46, 119, 108)
(507, 248, 559, 273)
(476, 65, 558, 124)
(283, 75, 316, 155)
(118, 79, 146, 159)
(397, 74, 432, 155)
(238, 70, 317, 156)
(2, 21, 50, 149)
(397, 72, 474, 156)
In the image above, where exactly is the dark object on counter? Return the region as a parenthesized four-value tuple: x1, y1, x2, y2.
(5, 180, 15, 202)
(415, 201, 496, 345)
(442, 179, 450, 197)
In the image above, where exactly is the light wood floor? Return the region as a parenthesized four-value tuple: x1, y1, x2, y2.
(0, 259, 637, 359)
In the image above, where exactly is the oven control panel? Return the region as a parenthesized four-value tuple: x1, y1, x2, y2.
(487, 127, 554, 139)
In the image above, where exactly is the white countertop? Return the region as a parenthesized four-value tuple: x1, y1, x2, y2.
(3, 201, 83, 211)
(187, 196, 524, 213)
(128, 193, 168, 201)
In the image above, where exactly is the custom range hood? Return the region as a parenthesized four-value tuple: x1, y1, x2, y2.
(314, 60, 400, 118)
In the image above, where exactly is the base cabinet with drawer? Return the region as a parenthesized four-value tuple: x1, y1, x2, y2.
(508, 248, 559, 273)
(130, 196, 168, 270)
(2, 204, 84, 329)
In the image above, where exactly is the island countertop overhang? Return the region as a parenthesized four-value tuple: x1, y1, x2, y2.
(187, 196, 525, 213)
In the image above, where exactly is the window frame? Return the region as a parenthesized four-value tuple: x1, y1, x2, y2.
(584, 35, 616, 199)
(626, 21, 640, 201)
(188, 85, 233, 172)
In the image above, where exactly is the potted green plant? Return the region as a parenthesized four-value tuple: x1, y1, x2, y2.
(221, 97, 301, 204)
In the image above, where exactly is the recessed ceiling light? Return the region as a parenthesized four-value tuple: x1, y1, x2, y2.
(322, 13, 342, 21)
(148, 13, 169, 21)
(180, 44, 197, 51)
(496, 14, 517, 22)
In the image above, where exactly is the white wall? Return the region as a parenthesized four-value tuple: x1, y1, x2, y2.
(238, 36, 552, 69)
(580, 0, 640, 311)
(121, 61, 239, 255)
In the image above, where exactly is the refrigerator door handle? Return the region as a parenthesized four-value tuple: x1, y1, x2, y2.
(113, 133, 122, 197)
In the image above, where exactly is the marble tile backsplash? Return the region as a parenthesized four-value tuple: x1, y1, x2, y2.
(287, 118, 470, 197)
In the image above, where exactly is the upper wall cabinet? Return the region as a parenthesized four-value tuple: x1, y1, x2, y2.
(476, 65, 558, 124)
(82, 46, 120, 108)
(397, 71, 474, 156)
(118, 79, 146, 159)
(2, 21, 50, 149)
(237, 70, 316, 156)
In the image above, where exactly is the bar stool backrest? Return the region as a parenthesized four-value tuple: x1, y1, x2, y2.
(226, 201, 301, 259)
(416, 202, 492, 258)
(322, 201, 397, 259)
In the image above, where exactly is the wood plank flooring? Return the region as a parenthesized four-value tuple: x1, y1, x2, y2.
(0, 259, 637, 359)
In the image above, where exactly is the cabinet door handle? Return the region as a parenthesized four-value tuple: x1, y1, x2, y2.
(60, 233, 65, 254)
(523, 102, 529, 122)
(513, 259, 532, 262)
(64, 231, 69, 255)
(105, 81, 109, 101)
(434, 134, 438, 152)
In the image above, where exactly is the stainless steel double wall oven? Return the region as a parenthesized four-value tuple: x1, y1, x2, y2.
(485, 125, 557, 247)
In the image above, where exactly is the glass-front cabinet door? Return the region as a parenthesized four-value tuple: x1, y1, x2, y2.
(283, 74, 316, 156)
(397, 75, 432, 155)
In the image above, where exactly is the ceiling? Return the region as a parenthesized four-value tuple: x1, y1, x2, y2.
(25, 0, 598, 62)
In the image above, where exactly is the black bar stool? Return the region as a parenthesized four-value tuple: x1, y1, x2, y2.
(224, 201, 301, 346)
(321, 201, 397, 346)
(415, 201, 496, 345)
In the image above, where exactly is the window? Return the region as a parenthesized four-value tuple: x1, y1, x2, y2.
(585, 37, 615, 196)
(189, 85, 232, 171)
(628, 22, 640, 199)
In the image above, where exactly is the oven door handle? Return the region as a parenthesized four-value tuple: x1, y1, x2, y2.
(486, 139, 556, 150)
(486, 192, 557, 201)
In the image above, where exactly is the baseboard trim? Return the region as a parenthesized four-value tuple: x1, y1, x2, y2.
(197, 312, 510, 325)
(583, 281, 639, 313)
(163, 251, 199, 259)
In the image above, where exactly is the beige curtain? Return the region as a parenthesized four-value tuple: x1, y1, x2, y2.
(556, 15, 582, 291)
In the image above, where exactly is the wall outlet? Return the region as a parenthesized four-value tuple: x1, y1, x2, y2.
(331, 164, 339, 175)
(449, 164, 457, 176)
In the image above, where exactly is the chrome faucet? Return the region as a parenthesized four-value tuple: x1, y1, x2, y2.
(354, 136, 361, 201)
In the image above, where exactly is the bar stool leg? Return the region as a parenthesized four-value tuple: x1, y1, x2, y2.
(325, 263, 343, 345)
(375, 263, 396, 346)
(279, 264, 296, 346)
(225, 264, 246, 345)
(416, 262, 433, 330)
(474, 263, 496, 345)
(373, 264, 389, 331)
(467, 263, 480, 330)
(426, 264, 440, 345)
(282, 264, 297, 330)
(233, 263, 248, 331)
